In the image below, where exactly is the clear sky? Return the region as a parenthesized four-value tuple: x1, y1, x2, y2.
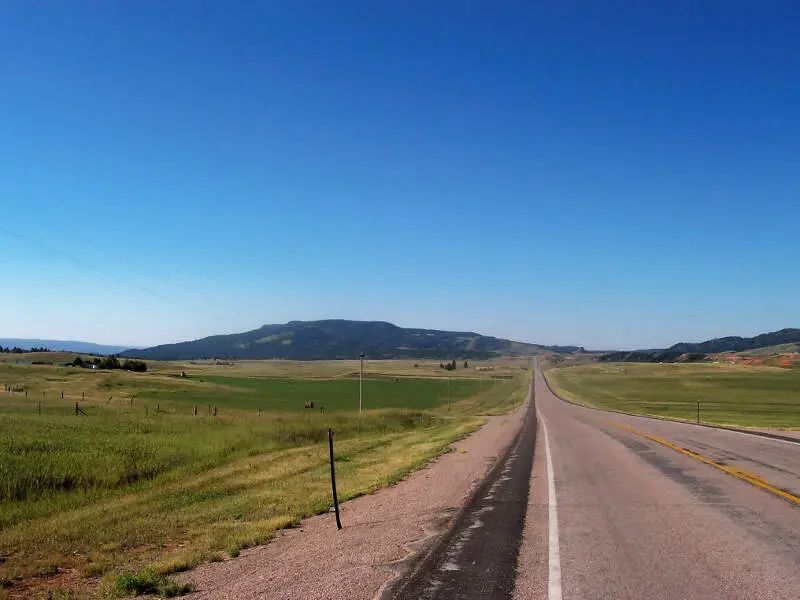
(2, 1, 798, 350)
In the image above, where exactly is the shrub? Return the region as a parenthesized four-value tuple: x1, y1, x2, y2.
(98, 356, 121, 370)
(114, 569, 193, 597)
(122, 359, 147, 372)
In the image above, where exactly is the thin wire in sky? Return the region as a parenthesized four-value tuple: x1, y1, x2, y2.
(0, 223, 201, 313)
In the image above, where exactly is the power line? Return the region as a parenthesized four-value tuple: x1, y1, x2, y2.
(74, 235, 225, 307)
(0, 223, 197, 312)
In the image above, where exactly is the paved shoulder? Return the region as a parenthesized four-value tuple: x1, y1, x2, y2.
(387, 380, 537, 600)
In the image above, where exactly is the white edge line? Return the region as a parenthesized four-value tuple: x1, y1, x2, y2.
(540, 413, 563, 600)
(713, 427, 800, 447)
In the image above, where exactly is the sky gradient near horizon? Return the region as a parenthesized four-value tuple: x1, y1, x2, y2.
(2, 1, 798, 350)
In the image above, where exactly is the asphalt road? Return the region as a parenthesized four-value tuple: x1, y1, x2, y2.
(516, 361, 800, 600)
(390, 361, 800, 599)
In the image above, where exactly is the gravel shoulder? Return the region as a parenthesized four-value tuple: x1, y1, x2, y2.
(180, 403, 527, 600)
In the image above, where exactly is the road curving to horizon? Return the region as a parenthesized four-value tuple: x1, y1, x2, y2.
(391, 359, 800, 599)
(514, 360, 800, 600)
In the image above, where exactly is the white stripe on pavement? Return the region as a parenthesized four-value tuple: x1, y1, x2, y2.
(541, 415, 563, 600)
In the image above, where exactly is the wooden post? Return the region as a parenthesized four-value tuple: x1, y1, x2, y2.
(82, 392, 85, 401)
(194, 406, 198, 416)
(328, 428, 342, 530)
(38, 400, 41, 415)
(359, 352, 364, 414)
(75, 402, 79, 417)
(61, 391, 64, 400)
(213, 406, 217, 417)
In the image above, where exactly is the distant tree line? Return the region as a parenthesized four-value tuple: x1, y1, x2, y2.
(598, 351, 706, 364)
(666, 328, 800, 354)
(0, 346, 50, 354)
(439, 360, 469, 371)
(72, 355, 147, 372)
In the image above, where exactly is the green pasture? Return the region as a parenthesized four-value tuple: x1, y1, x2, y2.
(0, 359, 527, 597)
(545, 362, 800, 429)
(142, 374, 483, 412)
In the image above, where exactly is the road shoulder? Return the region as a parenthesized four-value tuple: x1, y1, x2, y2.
(179, 404, 528, 600)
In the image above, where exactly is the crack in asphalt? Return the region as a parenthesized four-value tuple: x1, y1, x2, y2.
(386, 392, 538, 600)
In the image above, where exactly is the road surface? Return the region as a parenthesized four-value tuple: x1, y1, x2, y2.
(392, 361, 800, 599)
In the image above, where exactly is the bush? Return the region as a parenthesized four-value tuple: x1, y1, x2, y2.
(98, 356, 121, 370)
(122, 359, 147, 373)
(94, 356, 147, 372)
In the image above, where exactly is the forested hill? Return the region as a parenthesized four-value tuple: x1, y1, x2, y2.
(667, 328, 800, 354)
(121, 320, 582, 361)
(598, 328, 800, 363)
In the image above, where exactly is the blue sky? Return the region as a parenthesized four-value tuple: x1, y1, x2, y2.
(1, 1, 798, 349)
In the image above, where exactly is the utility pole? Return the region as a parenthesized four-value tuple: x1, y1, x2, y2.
(359, 352, 365, 414)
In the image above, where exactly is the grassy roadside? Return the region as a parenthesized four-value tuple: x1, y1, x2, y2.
(544, 362, 800, 429)
(2, 417, 481, 598)
(0, 368, 529, 599)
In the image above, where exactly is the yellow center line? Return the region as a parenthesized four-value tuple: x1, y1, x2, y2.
(608, 421, 800, 506)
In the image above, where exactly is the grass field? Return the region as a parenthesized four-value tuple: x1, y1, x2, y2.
(142, 374, 483, 412)
(0, 355, 529, 598)
(545, 361, 800, 429)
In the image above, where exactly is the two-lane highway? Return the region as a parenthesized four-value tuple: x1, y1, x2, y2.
(389, 360, 799, 599)
(516, 361, 800, 599)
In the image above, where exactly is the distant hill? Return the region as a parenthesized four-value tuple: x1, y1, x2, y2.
(667, 328, 800, 354)
(0, 338, 131, 356)
(598, 350, 706, 364)
(596, 328, 800, 363)
(121, 320, 581, 361)
(740, 342, 800, 356)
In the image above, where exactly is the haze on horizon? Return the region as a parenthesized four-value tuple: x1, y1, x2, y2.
(2, 2, 798, 350)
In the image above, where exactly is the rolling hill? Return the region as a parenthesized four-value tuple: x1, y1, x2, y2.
(667, 328, 800, 354)
(121, 320, 581, 361)
(598, 328, 800, 363)
(740, 343, 800, 356)
(0, 338, 131, 355)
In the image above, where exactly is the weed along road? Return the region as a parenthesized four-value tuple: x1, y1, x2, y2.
(392, 360, 800, 600)
(514, 362, 800, 600)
